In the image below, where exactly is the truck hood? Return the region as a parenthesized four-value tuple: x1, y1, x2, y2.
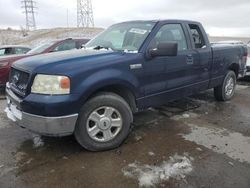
(13, 49, 124, 73)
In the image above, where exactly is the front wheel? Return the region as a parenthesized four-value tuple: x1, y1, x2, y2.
(214, 70, 236, 101)
(74, 92, 133, 151)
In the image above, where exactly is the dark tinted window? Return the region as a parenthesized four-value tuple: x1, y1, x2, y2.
(189, 24, 206, 49)
(0, 48, 12, 55)
(150, 24, 188, 51)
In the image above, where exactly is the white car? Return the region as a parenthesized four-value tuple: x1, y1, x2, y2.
(247, 45, 250, 71)
(216, 40, 244, 45)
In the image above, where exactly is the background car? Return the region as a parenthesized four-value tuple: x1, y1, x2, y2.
(0, 45, 31, 56)
(0, 38, 90, 88)
(215, 40, 244, 45)
(247, 44, 250, 72)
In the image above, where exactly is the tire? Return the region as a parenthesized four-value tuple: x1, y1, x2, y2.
(214, 70, 236, 101)
(74, 92, 133, 151)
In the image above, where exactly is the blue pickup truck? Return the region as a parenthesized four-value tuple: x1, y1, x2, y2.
(5, 20, 248, 151)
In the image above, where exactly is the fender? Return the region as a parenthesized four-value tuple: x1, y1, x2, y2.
(75, 68, 140, 105)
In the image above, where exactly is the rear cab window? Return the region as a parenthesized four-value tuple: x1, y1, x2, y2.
(188, 24, 206, 49)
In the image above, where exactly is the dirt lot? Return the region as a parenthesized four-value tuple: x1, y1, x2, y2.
(0, 80, 250, 188)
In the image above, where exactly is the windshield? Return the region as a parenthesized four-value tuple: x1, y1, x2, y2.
(85, 22, 155, 52)
(27, 41, 55, 54)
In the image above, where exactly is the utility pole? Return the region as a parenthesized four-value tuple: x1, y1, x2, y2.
(67, 8, 69, 28)
(21, 0, 37, 31)
(77, 0, 94, 28)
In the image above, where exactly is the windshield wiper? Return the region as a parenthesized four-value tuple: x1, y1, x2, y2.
(93, 45, 113, 51)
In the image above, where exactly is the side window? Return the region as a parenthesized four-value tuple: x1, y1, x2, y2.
(4, 48, 12, 55)
(54, 41, 76, 52)
(150, 24, 188, 51)
(0, 49, 6, 56)
(15, 47, 30, 54)
(189, 24, 206, 49)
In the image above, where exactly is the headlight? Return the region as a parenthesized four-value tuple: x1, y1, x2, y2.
(31, 74, 70, 95)
(0, 61, 9, 68)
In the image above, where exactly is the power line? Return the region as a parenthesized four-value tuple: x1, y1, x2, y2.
(21, 0, 37, 31)
(77, 0, 94, 28)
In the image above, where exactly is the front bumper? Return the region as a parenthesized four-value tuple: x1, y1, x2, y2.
(5, 85, 78, 136)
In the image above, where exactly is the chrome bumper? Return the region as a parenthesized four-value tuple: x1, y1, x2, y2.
(5, 87, 78, 136)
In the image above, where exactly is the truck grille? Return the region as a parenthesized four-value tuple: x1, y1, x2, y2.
(9, 68, 30, 96)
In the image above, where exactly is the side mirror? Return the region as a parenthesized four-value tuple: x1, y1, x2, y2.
(150, 42, 178, 57)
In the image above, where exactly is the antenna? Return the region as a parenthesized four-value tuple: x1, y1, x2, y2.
(21, 0, 37, 31)
(77, 0, 94, 27)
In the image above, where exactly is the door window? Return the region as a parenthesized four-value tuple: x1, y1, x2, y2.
(150, 24, 188, 51)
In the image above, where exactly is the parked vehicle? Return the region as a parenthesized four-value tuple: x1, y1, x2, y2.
(0, 45, 31, 56)
(0, 38, 89, 87)
(247, 44, 250, 72)
(215, 40, 244, 45)
(5, 20, 247, 151)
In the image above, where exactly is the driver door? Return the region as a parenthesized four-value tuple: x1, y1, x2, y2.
(143, 23, 200, 107)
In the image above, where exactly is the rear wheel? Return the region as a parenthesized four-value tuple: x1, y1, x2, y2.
(74, 92, 133, 151)
(214, 70, 236, 101)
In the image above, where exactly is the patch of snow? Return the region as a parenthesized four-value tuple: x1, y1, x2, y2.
(182, 124, 250, 163)
(122, 154, 193, 187)
(182, 114, 190, 118)
(32, 134, 44, 148)
(171, 112, 198, 121)
(148, 152, 155, 156)
(196, 147, 203, 152)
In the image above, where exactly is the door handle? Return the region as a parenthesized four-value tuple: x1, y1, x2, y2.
(130, 64, 142, 70)
(186, 54, 194, 65)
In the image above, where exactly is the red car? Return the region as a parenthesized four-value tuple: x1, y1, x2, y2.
(0, 38, 89, 87)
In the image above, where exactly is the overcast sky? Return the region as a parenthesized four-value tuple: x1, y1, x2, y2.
(0, 0, 250, 37)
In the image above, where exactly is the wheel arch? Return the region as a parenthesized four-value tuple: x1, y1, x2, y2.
(78, 82, 139, 113)
(228, 63, 239, 78)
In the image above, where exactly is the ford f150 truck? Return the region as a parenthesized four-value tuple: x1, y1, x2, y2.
(5, 20, 247, 151)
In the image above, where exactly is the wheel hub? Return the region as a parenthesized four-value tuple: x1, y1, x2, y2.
(98, 117, 111, 130)
(225, 77, 234, 96)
